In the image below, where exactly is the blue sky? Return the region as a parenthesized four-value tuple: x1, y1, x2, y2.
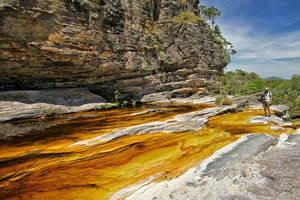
(202, 0, 300, 79)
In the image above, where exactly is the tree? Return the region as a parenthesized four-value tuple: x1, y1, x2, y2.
(200, 6, 221, 29)
(199, 5, 208, 19)
(213, 25, 237, 62)
(214, 25, 222, 36)
(199, 4, 236, 62)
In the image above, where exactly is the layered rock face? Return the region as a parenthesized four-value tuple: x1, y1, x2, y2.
(0, 0, 227, 101)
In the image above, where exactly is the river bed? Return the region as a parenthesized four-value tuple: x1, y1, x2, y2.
(0, 104, 297, 199)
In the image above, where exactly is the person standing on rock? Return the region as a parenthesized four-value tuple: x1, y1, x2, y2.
(262, 87, 272, 117)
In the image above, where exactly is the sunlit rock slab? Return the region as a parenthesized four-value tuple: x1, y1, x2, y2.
(114, 133, 300, 200)
(0, 88, 112, 122)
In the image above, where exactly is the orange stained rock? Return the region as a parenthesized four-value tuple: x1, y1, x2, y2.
(292, 121, 300, 127)
(0, 104, 211, 160)
(0, 106, 297, 200)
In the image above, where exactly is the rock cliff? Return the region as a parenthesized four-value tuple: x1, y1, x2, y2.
(0, 0, 227, 101)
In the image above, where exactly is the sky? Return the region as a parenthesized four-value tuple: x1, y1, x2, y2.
(201, 0, 300, 79)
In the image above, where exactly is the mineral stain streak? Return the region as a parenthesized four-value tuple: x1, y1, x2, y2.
(0, 105, 297, 199)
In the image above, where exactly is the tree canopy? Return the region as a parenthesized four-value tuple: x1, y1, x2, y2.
(209, 70, 300, 118)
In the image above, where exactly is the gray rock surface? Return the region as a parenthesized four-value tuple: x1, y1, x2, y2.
(0, 88, 114, 122)
(271, 105, 289, 117)
(249, 115, 284, 125)
(0, 88, 106, 106)
(112, 132, 300, 200)
(281, 113, 291, 120)
(269, 126, 285, 131)
(131, 109, 158, 116)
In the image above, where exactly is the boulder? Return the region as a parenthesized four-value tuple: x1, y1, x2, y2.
(271, 105, 289, 117)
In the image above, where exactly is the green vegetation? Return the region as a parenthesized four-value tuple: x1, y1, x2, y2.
(215, 94, 232, 106)
(114, 83, 120, 104)
(172, 3, 236, 62)
(145, 30, 164, 52)
(44, 107, 64, 117)
(56, 108, 63, 116)
(209, 70, 300, 118)
(198, 4, 236, 62)
(104, 103, 112, 109)
(199, 5, 220, 29)
(172, 11, 203, 23)
(214, 25, 237, 62)
(131, 99, 137, 107)
(113, 84, 137, 107)
(45, 108, 53, 117)
(93, 105, 103, 111)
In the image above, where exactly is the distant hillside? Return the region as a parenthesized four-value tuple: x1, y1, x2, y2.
(263, 76, 283, 80)
(213, 70, 299, 118)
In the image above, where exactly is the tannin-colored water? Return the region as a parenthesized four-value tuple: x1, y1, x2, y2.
(0, 104, 297, 200)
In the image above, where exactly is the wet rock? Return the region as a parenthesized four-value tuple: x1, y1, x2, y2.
(269, 126, 285, 131)
(111, 134, 279, 200)
(131, 109, 158, 116)
(112, 132, 300, 199)
(113, 131, 300, 200)
(293, 121, 300, 129)
(71, 105, 238, 145)
(249, 115, 284, 125)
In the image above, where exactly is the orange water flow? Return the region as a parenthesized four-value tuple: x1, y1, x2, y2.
(0, 106, 297, 200)
(0, 104, 208, 160)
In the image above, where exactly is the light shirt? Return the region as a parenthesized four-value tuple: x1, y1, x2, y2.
(264, 91, 272, 102)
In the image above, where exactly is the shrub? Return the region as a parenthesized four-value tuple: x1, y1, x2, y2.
(215, 95, 232, 106)
(223, 97, 232, 105)
(45, 108, 53, 117)
(172, 12, 203, 23)
(104, 103, 111, 109)
(215, 95, 224, 105)
(56, 108, 63, 116)
(214, 70, 300, 118)
(131, 99, 136, 107)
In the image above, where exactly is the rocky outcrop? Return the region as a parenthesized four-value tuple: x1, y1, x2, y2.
(0, 0, 227, 101)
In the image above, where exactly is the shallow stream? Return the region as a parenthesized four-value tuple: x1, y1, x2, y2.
(0, 104, 296, 199)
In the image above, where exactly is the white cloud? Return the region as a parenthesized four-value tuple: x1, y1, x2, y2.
(228, 60, 299, 79)
(219, 21, 300, 78)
